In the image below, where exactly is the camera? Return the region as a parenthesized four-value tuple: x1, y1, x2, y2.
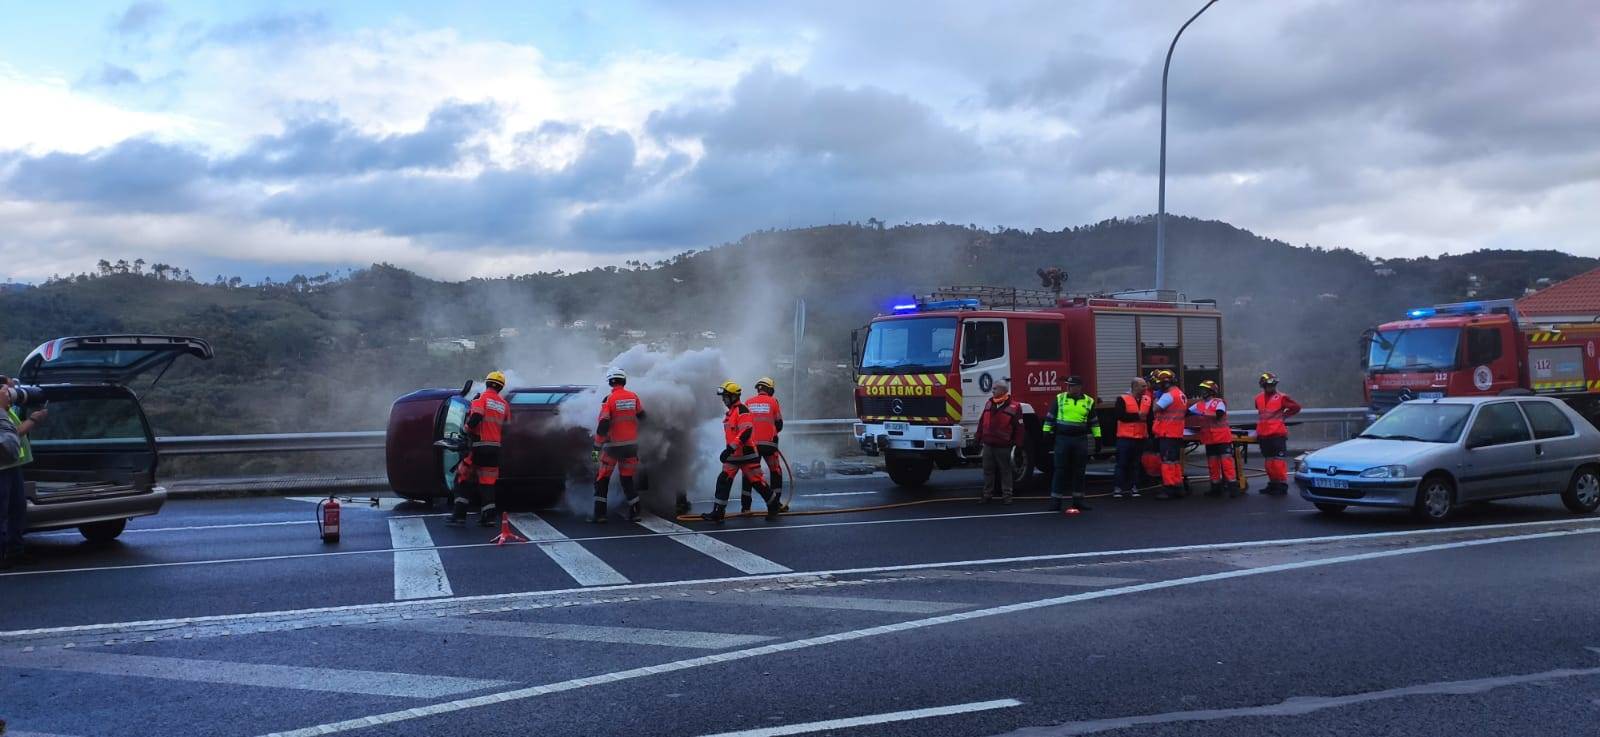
(3, 384, 46, 408)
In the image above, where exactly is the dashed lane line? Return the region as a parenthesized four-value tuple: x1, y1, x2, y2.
(368, 617, 775, 650)
(507, 513, 630, 586)
(0, 649, 510, 698)
(635, 513, 792, 574)
(250, 524, 1600, 737)
(696, 699, 1023, 737)
(389, 518, 452, 600)
(6, 517, 1598, 642)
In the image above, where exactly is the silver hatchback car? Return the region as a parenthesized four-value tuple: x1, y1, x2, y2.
(1295, 396, 1600, 521)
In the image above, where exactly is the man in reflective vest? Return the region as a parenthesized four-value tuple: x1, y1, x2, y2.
(1044, 375, 1099, 514)
(592, 367, 645, 523)
(449, 370, 511, 527)
(1112, 377, 1152, 499)
(741, 377, 785, 513)
(1150, 369, 1188, 499)
(0, 377, 45, 568)
(702, 381, 781, 523)
(976, 379, 1025, 504)
(1254, 371, 1303, 496)
(1190, 380, 1242, 497)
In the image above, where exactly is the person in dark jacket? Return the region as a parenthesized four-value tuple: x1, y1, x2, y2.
(977, 380, 1025, 504)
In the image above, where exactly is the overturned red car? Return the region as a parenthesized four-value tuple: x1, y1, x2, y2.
(384, 384, 595, 509)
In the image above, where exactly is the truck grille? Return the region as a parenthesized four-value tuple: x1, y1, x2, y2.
(861, 397, 951, 421)
(1369, 389, 1408, 416)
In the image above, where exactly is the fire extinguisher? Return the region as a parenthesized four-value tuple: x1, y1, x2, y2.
(317, 495, 341, 544)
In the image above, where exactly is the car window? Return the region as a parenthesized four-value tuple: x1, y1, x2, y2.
(962, 321, 1005, 365)
(1465, 327, 1502, 366)
(1466, 402, 1533, 447)
(441, 397, 468, 492)
(25, 396, 146, 442)
(1519, 401, 1575, 440)
(510, 392, 575, 406)
(1024, 322, 1062, 361)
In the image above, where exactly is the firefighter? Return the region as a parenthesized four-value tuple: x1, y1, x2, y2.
(702, 381, 781, 523)
(591, 367, 645, 523)
(1150, 369, 1188, 499)
(1139, 371, 1164, 487)
(1043, 375, 1099, 513)
(1112, 377, 1152, 498)
(1254, 372, 1303, 496)
(1190, 380, 1242, 497)
(449, 370, 511, 526)
(740, 377, 785, 513)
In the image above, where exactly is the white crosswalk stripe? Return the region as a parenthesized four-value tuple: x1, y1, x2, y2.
(389, 518, 452, 600)
(369, 617, 775, 650)
(636, 514, 792, 574)
(0, 649, 510, 698)
(507, 513, 630, 586)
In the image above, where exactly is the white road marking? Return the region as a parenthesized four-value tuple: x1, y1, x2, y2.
(252, 525, 1600, 737)
(973, 571, 1142, 588)
(0, 649, 509, 698)
(7, 517, 1598, 640)
(506, 513, 629, 586)
(389, 519, 452, 600)
(694, 699, 1023, 737)
(636, 513, 791, 574)
(803, 491, 882, 498)
(369, 617, 774, 650)
(8, 731, 83, 737)
(714, 592, 967, 613)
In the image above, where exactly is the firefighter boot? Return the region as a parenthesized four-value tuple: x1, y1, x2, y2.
(588, 499, 609, 523)
(700, 504, 726, 524)
(1048, 497, 1063, 512)
(1070, 494, 1092, 512)
(1206, 481, 1224, 497)
(758, 483, 782, 521)
(477, 503, 498, 527)
(675, 493, 691, 516)
(446, 499, 468, 525)
(1229, 481, 1247, 498)
(620, 477, 642, 522)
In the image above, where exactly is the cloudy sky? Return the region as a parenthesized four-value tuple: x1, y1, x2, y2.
(1, 0, 1596, 282)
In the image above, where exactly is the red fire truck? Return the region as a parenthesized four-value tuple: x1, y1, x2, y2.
(852, 286, 1225, 488)
(1363, 296, 1600, 425)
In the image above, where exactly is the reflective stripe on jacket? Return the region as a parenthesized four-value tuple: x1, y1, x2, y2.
(745, 394, 782, 445)
(596, 387, 643, 449)
(1115, 393, 1151, 440)
(1192, 397, 1232, 445)
(1152, 386, 1187, 439)
(1045, 393, 1100, 438)
(0, 406, 31, 470)
(1254, 392, 1300, 438)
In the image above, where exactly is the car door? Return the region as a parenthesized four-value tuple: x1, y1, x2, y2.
(1460, 401, 1540, 500)
(1518, 400, 1582, 491)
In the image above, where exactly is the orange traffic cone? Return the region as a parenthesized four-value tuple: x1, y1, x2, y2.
(489, 512, 528, 545)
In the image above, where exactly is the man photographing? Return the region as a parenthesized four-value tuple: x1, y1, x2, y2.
(0, 375, 47, 568)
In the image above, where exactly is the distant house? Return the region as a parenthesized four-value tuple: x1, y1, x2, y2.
(700, 330, 719, 341)
(1516, 266, 1600, 324)
(498, 327, 520, 338)
(569, 320, 587, 329)
(1232, 296, 1253, 307)
(594, 321, 614, 331)
(1317, 293, 1339, 302)
(623, 329, 647, 339)
(1373, 267, 1395, 277)
(427, 338, 477, 355)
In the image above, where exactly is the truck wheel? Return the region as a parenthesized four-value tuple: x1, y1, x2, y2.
(79, 519, 127, 543)
(1561, 466, 1600, 514)
(886, 455, 933, 489)
(1010, 445, 1034, 489)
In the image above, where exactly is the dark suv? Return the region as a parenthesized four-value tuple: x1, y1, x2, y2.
(18, 335, 212, 541)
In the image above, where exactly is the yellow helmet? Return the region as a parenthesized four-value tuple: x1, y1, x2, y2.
(717, 380, 742, 397)
(755, 377, 776, 392)
(485, 370, 507, 387)
(1152, 369, 1176, 384)
(1198, 379, 1220, 394)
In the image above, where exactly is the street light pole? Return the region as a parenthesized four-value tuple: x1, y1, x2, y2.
(1156, 0, 1219, 293)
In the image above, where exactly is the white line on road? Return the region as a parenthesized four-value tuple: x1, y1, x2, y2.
(972, 571, 1142, 588)
(8, 517, 1599, 640)
(507, 513, 629, 586)
(802, 491, 883, 498)
(694, 699, 1023, 737)
(0, 649, 509, 698)
(389, 519, 452, 600)
(251, 525, 1600, 737)
(714, 592, 967, 613)
(636, 513, 792, 574)
(370, 617, 774, 650)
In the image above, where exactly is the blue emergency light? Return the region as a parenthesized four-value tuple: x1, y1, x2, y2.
(919, 298, 981, 311)
(891, 303, 919, 313)
(1406, 308, 1435, 319)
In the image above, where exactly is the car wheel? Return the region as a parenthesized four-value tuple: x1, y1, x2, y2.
(1561, 466, 1600, 514)
(1413, 476, 1455, 522)
(1313, 502, 1347, 515)
(79, 519, 127, 543)
(886, 454, 933, 489)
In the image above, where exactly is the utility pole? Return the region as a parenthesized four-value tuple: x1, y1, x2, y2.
(1156, 0, 1219, 292)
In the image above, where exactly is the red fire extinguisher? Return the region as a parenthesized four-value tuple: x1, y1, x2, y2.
(317, 495, 341, 544)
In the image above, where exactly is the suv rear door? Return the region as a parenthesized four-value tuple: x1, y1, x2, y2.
(19, 335, 213, 385)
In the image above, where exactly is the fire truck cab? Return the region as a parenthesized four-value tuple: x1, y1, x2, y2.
(853, 287, 1225, 488)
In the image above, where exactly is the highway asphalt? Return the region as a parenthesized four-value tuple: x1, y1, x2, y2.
(2, 466, 1598, 737)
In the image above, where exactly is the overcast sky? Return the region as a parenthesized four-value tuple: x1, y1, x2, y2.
(1, 0, 1596, 282)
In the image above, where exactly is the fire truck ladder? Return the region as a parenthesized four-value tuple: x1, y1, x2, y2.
(924, 286, 1060, 311)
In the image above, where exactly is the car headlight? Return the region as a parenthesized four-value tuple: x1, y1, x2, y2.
(1360, 465, 1407, 479)
(1293, 456, 1308, 474)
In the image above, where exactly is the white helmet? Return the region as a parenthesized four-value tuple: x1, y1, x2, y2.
(605, 367, 627, 384)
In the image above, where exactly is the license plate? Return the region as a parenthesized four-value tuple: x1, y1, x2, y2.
(1314, 477, 1350, 490)
(885, 422, 909, 434)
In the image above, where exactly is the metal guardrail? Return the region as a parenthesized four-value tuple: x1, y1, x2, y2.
(155, 408, 1368, 456)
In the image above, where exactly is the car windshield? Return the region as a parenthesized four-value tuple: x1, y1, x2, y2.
(1357, 402, 1472, 443)
(859, 317, 957, 374)
(1367, 327, 1460, 373)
